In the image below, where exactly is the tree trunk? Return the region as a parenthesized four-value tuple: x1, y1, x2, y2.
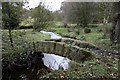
(103, 17, 109, 25)
(115, 19, 120, 43)
(110, 20, 116, 42)
(64, 23, 67, 28)
(8, 28, 14, 48)
(110, 13, 120, 43)
(110, 2, 120, 43)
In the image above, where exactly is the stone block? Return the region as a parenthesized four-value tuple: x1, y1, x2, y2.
(70, 46, 80, 60)
(80, 49, 92, 59)
(55, 42, 64, 55)
(63, 45, 71, 58)
(78, 42, 89, 48)
(43, 41, 50, 53)
(35, 41, 44, 52)
(62, 38, 74, 44)
(49, 42, 55, 53)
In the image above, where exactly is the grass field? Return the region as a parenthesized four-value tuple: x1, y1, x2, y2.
(2, 29, 50, 42)
(48, 24, 119, 50)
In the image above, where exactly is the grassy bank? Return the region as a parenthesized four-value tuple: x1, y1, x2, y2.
(40, 52, 118, 78)
(2, 29, 50, 42)
(48, 24, 120, 51)
(2, 29, 50, 57)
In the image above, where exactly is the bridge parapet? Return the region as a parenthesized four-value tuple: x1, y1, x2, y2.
(45, 38, 99, 50)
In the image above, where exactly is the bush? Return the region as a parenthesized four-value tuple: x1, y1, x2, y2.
(88, 24, 99, 28)
(79, 35, 86, 41)
(68, 28, 73, 32)
(98, 29, 103, 32)
(20, 25, 33, 29)
(84, 28, 91, 33)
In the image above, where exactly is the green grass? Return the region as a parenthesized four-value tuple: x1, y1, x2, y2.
(2, 29, 50, 54)
(49, 23, 115, 50)
(48, 27, 69, 35)
(55, 22, 63, 26)
(54, 28, 68, 34)
(23, 31, 50, 42)
(77, 32, 104, 43)
(40, 52, 118, 78)
(2, 29, 50, 61)
(20, 17, 34, 26)
(68, 52, 118, 78)
(49, 25, 105, 43)
(2, 29, 50, 42)
(49, 24, 119, 50)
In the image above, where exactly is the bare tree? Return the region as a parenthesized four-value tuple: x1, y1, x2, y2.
(61, 2, 96, 27)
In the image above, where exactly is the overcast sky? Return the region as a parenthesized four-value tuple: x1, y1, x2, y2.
(25, 0, 64, 11)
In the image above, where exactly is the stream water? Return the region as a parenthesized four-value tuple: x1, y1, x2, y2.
(42, 53, 70, 70)
(40, 31, 62, 39)
(40, 31, 70, 70)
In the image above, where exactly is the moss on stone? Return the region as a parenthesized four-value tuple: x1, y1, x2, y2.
(54, 39, 62, 42)
(55, 42, 64, 55)
(81, 49, 92, 57)
(48, 42, 54, 53)
(63, 45, 71, 58)
(80, 49, 93, 61)
(34, 41, 93, 62)
(45, 39, 62, 42)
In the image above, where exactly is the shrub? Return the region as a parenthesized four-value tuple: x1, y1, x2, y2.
(20, 25, 33, 29)
(98, 29, 103, 32)
(84, 28, 91, 33)
(88, 24, 99, 28)
(68, 28, 73, 32)
(79, 36, 86, 41)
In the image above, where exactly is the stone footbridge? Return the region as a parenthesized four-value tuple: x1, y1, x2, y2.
(45, 38, 99, 50)
(32, 41, 92, 61)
